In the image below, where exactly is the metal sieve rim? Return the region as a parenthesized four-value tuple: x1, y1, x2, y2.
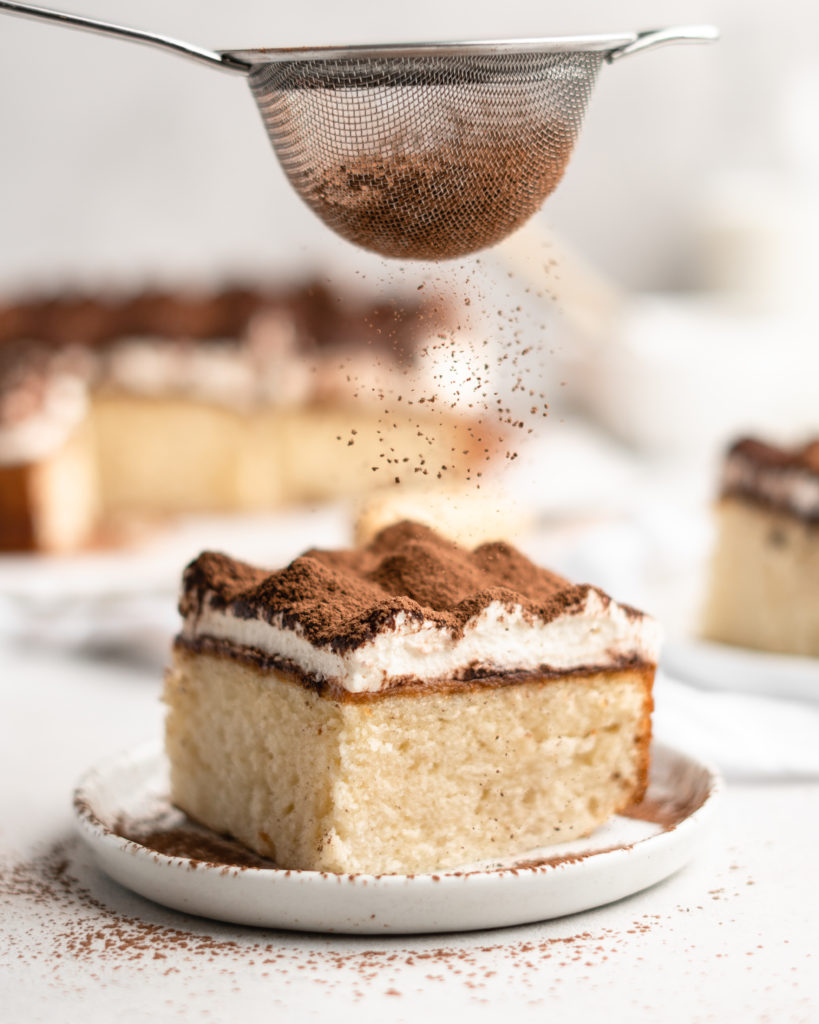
(222, 33, 639, 66)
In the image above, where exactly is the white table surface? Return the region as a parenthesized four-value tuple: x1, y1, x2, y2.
(1, 638, 817, 1024)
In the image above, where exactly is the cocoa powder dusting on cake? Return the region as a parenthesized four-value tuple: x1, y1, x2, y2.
(0, 281, 439, 453)
(803, 441, 819, 474)
(181, 520, 602, 651)
(728, 437, 819, 477)
(0, 283, 434, 354)
(722, 436, 819, 522)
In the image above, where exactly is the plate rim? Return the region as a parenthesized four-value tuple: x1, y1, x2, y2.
(73, 738, 722, 887)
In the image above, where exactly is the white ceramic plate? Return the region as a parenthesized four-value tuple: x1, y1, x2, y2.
(73, 741, 720, 935)
(663, 639, 819, 704)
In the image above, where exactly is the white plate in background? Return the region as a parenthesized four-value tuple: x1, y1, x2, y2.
(74, 740, 720, 935)
(663, 639, 819, 704)
(0, 504, 350, 603)
(0, 506, 351, 666)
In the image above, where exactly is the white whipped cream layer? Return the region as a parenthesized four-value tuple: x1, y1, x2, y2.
(183, 588, 661, 694)
(725, 452, 819, 518)
(103, 331, 314, 410)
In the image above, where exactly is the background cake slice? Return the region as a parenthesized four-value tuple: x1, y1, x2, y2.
(0, 343, 98, 552)
(702, 437, 819, 657)
(165, 521, 659, 875)
(0, 283, 498, 550)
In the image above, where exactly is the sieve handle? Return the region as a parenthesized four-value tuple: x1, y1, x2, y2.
(607, 25, 719, 62)
(0, 0, 251, 73)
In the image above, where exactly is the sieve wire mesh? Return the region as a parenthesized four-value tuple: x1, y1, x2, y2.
(249, 51, 605, 260)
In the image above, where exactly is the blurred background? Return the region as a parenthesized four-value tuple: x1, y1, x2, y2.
(0, 0, 817, 699)
(2, 0, 818, 447)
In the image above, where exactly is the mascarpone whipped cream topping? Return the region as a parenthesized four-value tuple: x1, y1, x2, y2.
(102, 334, 314, 410)
(182, 589, 660, 694)
(179, 522, 661, 694)
(723, 438, 819, 521)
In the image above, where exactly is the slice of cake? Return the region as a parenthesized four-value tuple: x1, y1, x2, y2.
(0, 342, 98, 552)
(165, 521, 659, 875)
(702, 437, 819, 657)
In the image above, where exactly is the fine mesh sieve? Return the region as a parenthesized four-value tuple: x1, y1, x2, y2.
(1, 3, 717, 260)
(247, 50, 601, 260)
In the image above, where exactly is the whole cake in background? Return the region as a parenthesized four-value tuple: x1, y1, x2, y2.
(702, 437, 819, 657)
(0, 281, 497, 552)
(166, 521, 659, 874)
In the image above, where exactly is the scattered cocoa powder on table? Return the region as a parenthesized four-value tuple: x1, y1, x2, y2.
(0, 836, 663, 982)
(1, 835, 759, 1003)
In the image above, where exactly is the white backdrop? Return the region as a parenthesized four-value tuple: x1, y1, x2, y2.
(1, 0, 812, 292)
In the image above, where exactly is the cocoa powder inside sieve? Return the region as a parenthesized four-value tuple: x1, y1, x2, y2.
(305, 142, 571, 261)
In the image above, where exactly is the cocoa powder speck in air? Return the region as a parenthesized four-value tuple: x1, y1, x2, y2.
(337, 256, 555, 490)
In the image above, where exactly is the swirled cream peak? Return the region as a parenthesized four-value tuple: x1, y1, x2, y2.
(179, 521, 661, 693)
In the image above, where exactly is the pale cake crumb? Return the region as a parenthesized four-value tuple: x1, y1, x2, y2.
(165, 649, 652, 874)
